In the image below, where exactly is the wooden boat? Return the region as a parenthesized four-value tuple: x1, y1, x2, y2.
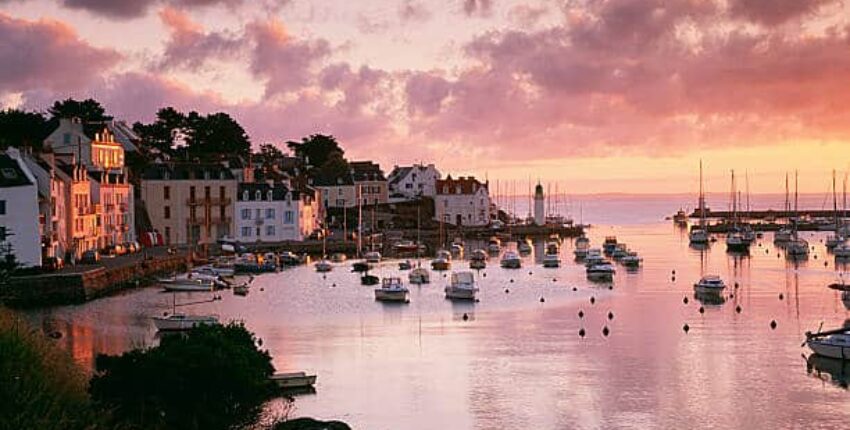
(270, 371, 317, 389)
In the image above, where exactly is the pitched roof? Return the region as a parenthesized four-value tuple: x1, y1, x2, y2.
(388, 166, 412, 186)
(436, 176, 488, 195)
(312, 171, 354, 186)
(237, 182, 299, 201)
(350, 160, 386, 181)
(141, 163, 236, 181)
(0, 154, 33, 187)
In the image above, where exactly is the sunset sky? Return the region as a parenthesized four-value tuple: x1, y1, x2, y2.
(1, 0, 849, 193)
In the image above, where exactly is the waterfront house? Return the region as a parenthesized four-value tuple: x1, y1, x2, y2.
(387, 163, 441, 202)
(141, 163, 237, 246)
(350, 161, 388, 206)
(312, 173, 357, 209)
(235, 182, 320, 242)
(21, 151, 67, 261)
(0, 149, 41, 267)
(434, 175, 491, 227)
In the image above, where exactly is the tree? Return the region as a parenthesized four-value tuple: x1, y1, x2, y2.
(258, 143, 285, 164)
(90, 322, 276, 429)
(286, 134, 343, 169)
(185, 111, 251, 160)
(317, 151, 351, 181)
(48, 98, 109, 123)
(132, 107, 187, 154)
(0, 109, 49, 151)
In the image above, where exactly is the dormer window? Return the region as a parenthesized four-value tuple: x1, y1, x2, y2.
(267, 190, 273, 201)
(243, 190, 249, 201)
(204, 171, 210, 180)
(255, 190, 261, 200)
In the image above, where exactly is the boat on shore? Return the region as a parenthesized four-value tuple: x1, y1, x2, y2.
(152, 313, 219, 331)
(693, 275, 726, 295)
(444, 271, 478, 301)
(393, 240, 423, 253)
(374, 277, 409, 302)
(500, 251, 521, 269)
(270, 371, 317, 389)
(158, 275, 224, 292)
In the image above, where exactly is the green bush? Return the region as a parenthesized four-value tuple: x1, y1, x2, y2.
(0, 308, 99, 430)
(90, 322, 276, 430)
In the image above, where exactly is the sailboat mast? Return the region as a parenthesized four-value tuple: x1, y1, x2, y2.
(699, 160, 705, 227)
(357, 184, 362, 257)
(833, 169, 838, 228)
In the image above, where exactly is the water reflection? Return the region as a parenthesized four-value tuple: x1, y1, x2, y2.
(807, 355, 850, 389)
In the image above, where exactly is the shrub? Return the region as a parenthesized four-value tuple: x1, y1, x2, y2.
(90, 322, 276, 430)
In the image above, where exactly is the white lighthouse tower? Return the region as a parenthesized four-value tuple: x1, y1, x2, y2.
(533, 182, 545, 225)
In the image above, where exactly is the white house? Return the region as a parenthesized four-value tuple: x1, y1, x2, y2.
(434, 175, 491, 227)
(0, 149, 42, 267)
(387, 163, 440, 201)
(235, 182, 319, 242)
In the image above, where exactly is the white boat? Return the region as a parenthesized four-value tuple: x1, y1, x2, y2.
(315, 259, 333, 272)
(545, 241, 560, 255)
(469, 249, 487, 270)
(444, 271, 478, 301)
(364, 251, 382, 263)
(152, 313, 219, 331)
(689, 228, 709, 244)
(331, 253, 347, 263)
(431, 250, 452, 271)
(726, 232, 749, 252)
(159, 275, 220, 292)
(487, 237, 502, 254)
(193, 265, 234, 278)
(806, 329, 850, 360)
(517, 239, 532, 254)
(691, 161, 710, 245)
(270, 371, 317, 389)
(693, 275, 726, 294)
(774, 227, 793, 243)
(450, 243, 464, 258)
(374, 277, 409, 302)
(409, 266, 430, 284)
(542, 253, 560, 268)
(584, 249, 606, 267)
(575, 236, 590, 247)
(586, 262, 615, 281)
(621, 252, 642, 268)
(500, 251, 522, 269)
(574, 247, 589, 259)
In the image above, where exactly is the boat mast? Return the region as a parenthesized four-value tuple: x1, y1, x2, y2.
(699, 160, 705, 229)
(357, 184, 362, 258)
(745, 170, 751, 219)
(793, 170, 799, 240)
(833, 169, 839, 231)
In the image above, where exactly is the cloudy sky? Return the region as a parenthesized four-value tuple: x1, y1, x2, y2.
(1, 0, 849, 193)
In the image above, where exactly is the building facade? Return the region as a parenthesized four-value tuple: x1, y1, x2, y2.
(312, 174, 357, 209)
(0, 149, 41, 267)
(434, 176, 491, 227)
(141, 164, 237, 246)
(387, 163, 441, 201)
(534, 182, 545, 225)
(350, 161, 388, 206)
(235, 182, 320, 243)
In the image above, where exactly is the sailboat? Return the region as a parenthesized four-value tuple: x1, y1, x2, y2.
(315, 220, 332, 273)
(775, 173, 793, 243)
(689, 160, 710, 245)
(726, 170, 750, 253)
(786, 171, 809, 258)
(826, 170, 846, 250)
(409, 207, 430, 284)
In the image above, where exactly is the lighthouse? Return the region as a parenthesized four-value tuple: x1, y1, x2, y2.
(534, 182, 545, 225)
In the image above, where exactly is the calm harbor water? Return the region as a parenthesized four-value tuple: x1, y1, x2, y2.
(20, 194, 850, 429)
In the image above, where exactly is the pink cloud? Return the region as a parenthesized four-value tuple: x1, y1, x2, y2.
(247, 19, 331, 98)
(157, 7, 241, 71)
(0, 12, 120, 94)
(60, 0, 245, 19)
(728, 0, 833, 26)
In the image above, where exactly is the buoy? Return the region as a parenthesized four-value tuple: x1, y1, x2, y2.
(462, 313, 469, 321)
(332, 283, 336, 287)
(735, 305, 742, 313)
(602, 326, 610, 337)
(672, 270, 676, 275)
(770, 320, 777, 329)
(553, 278, 557, 282)
(683, 323, 690, 333)
(578, 310, 584, 318)
(672, 276, 676, 282)
(505, 288, 510, 293)
(814, 255, 818, 260)
(572, 287, 577, 291)
(825, 261, 829, 267)
(483, 273, 487, 277)
(323, 275, 326, 279)
(729, 293, 734, 299)
(510, 279, 514, 283)
(607, 311, 614, 320)
(734, 282, 739, 288)
(528, 271, 533, 275)
(540, 297, 545, 303)
(579, 328, 586, 338)
(698, 306, 704, 314)
(608, 285, 613, 290)
(683, 297, 689, 304)
(590, 296, 596, 305)
(778, 293, 784, 300)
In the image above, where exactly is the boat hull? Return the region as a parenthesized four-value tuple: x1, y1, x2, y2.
(444, 286, 477, 301)
(808, 340, 850, 360)
(374, 289, 409, 302)
(152, 316, 219, 331)
(432, 261, 451, 271)
(271, 372, 317, 389)
(693, 285, 725, 295)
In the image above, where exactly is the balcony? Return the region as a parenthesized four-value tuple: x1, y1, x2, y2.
(254, 218, 264, 226)
(186, 197, 232, 206)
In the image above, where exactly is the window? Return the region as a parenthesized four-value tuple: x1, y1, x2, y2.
(0, 200, 5, 215)
(405, 183, 412, 189)
(255, 208, 261, 219)
(266, 225, 275, 236)
(219, 186, 225, 199)
(164, 227, 170, 243)
(266, 208, 275, 219)
(241, 208, 251, 220)
(284, 211, 294, 224)
(164, 206, 170, 219)
(241, 226, 252, 237)
(267, 190, 273, 201)
(243, 190, 248, 201)
(205, 186, 211, 199)
(163, 186, 170, 200)
(189, 186, 196, 201)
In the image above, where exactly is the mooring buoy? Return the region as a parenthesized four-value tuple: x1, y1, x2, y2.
(683, 323, 690, 333)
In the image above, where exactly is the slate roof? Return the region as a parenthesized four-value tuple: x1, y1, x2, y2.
(0, 154, 33, 187)
(142, 163, 236, 181)
(237, 182, 299, 201)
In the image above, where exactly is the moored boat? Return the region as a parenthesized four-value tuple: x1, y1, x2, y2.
(152, 313, 219, 331)
(444, 271, 478, 301)
(469, 249, 487, 270)
(432, 250, 452, 271)
(315, 259, 333, 273)
(270, 371, 317, 389)
(542, 253, 560, 268)
(586, 262, 615, 281)
(330, 253, 347, 263)
(693, 275, 726, 295)
(398, 260, 412, 270)
(603, 236, 618, 255)
(374, 277, 409, 302)
(364, 251, 382, 263)
(806, 327, 850, 360)
(409, 266, 430, 284)
(500, 251, 521, 269)
(517, 239, 532, 255)
(487, 236, 502, 254)
(621, 252, 642, 268)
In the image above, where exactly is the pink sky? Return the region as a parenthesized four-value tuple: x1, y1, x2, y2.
(1, 0, 850, 193)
